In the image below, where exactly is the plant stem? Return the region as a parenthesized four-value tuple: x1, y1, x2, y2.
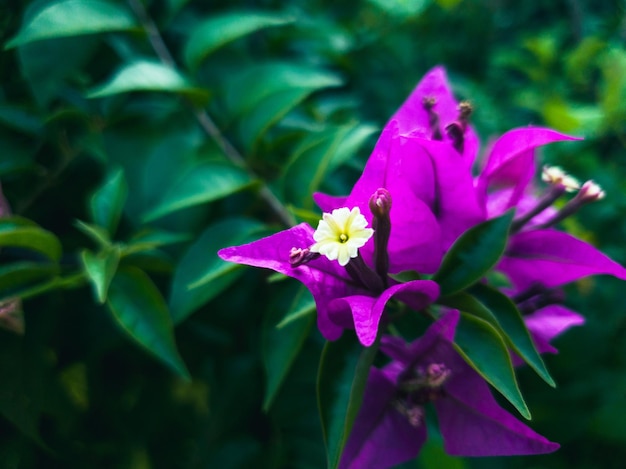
(127, 0, 297, 227)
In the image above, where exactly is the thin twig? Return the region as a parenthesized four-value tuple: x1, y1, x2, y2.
(127, 0, 297, 227)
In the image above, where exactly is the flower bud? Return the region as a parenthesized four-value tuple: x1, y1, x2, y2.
(542, 165, 580, 192)
(578, 180, 605, 202)
(289, 247, 320, 267)
(369, 188, 392, 218)
(422, 96, 443, 141)
(369, 188, 392, 282)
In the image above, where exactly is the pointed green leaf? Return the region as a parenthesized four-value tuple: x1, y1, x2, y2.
(123, 229, 191, 255)
(89, 168, 127, 235)
(107, 267, 190, 380)
(87, 60, 209, 99)
(471, 283, 555, 387)
(0, 218, 62, 262)
(262, 284, 315, 411)
(0, 262, 59, 300)
(454, 312, 530, 419)
(239, 87, 321, 150)
(74, 220, 111, 248)
(225, 62, 343, 147)
(5, 0, 137, 49)
(184, 11, 295, 69)
(433, 210, 515, 296)
(169, 218, 270, 324)
(80, 247, 121, 303)
(142, 160, 252, 222)
(281, 123, 377, 208)
(317, 334, 378, 469)
(276, 288, 316, 329)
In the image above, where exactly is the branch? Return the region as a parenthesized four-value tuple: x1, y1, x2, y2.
(127, 0, 297, 227)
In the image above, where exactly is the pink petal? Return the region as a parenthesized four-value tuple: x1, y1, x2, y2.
(330, 280, 439, 346)
(500, 229, 626, 290)
(340, 368, 427, 469)
(477, 128, 580, 211)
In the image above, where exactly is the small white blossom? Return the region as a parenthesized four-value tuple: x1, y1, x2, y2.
(310, 207, 374, 266)
(541, 165, 580, 192)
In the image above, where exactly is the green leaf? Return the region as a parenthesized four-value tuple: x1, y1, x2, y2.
(184, 11, 295, 69)
(74, 220, 111, 248)
(142, 160, 252, 222)
(454, 312, 530, 419)
(17, 35, 98, 106)
(87, 60, 209, 99)
(0, 272, 86, 304)
(281, 123, 377, 208)
(262, 284, 315, 411)
(0, 218, 62, 262)
(470, 283, 555, 387)
(432, 210, 514, 296)
(0, 105, 44, 135)
(89, 168, 128, 235)
(107, 267, 189, 380)
(367, 0, 431, 18)
(276, 289, 316, 329)
(80, 247, 121, 303)
(169, 218, 269, 324)
(317, 334, 378, 469)
(123, 229, 191, 255)
(0, 262, 59, 299)
(225, 62, 343, 147)
(5, 0, 137, 49)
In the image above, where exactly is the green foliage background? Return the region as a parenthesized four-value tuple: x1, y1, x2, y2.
(1, 0, 626, 467)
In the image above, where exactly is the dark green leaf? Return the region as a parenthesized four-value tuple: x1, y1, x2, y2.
(89, 168, 128, 235)
(17, 35, 98, 106)
(317, 334, 378, 469)
(123, 229, 191, 255)
(275, 288, 316, 329)
(0, 262, 59, 299)
(107, 267, 190, 380)
(281, 123, 377, 208)
(184, 11, 295, 69)
(433, 210, 515, 296)
(81, 247, 121, 303)
(169, 218, 269, 324)
(87, 60, 209, 99)
(0, 218, 62, 262)
(262, 285, 315, 411)
(225, 62, 343, 147)
(74, 220, 111, 248)
(471, 283, 555, 387)
(0, 105, 44, 135)
(454, 312, 530, 419)
(5, 0, 137, 49)
(142, 160, 252, 222)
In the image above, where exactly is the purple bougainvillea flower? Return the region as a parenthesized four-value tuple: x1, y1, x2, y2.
(340, 310, 559, 469)
(475, 130, 626, 288)
(315, 90, 485, 251)
(391, 67, 626, 353)
(218, 201, 440, 346)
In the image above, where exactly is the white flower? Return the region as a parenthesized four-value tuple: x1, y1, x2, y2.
(310, 207, 374, 266)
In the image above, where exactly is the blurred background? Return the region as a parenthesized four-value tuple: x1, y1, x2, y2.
(1, 0, 626, 467)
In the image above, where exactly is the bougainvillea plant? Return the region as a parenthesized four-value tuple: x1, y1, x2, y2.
(219, 67, 626, 468)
